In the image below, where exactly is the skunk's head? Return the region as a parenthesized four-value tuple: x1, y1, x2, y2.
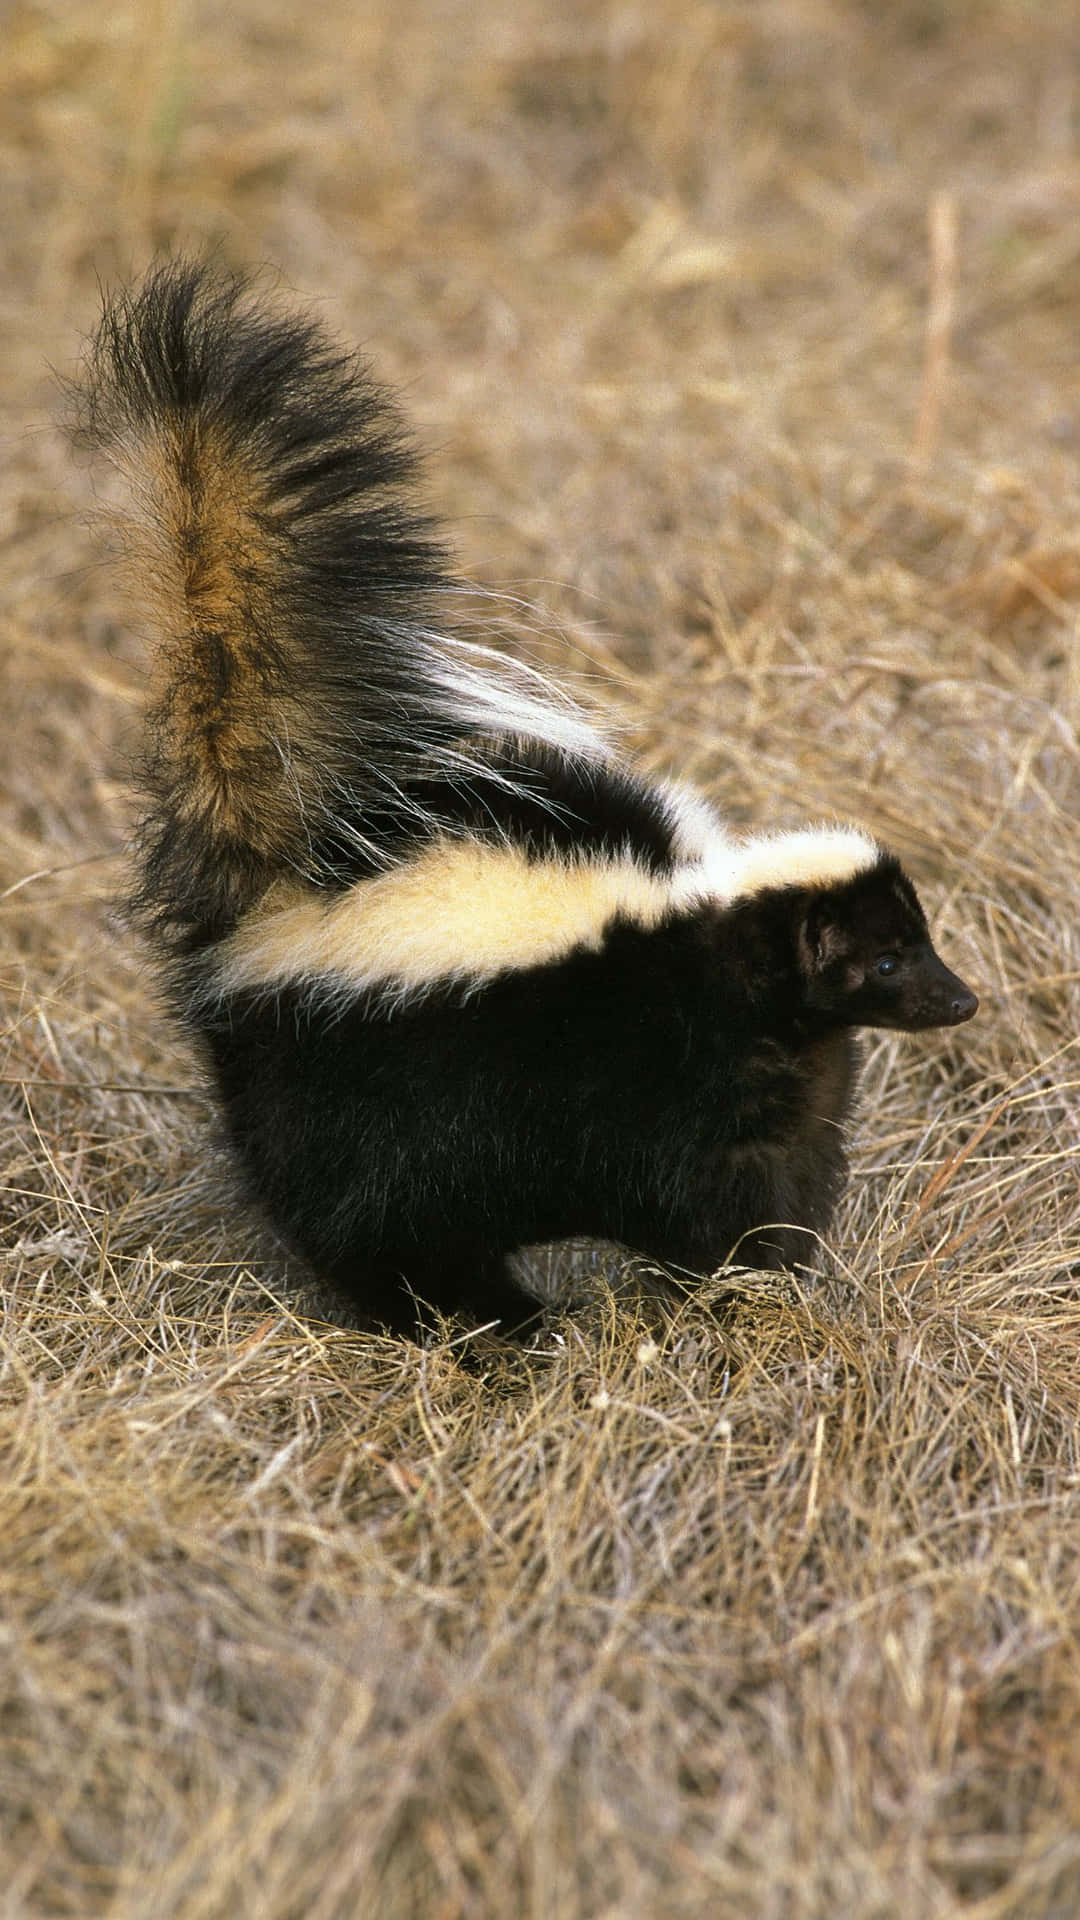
(798, 854, 978, 1032)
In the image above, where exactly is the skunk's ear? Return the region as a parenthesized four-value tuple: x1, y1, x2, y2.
(798, 899, 852, 976)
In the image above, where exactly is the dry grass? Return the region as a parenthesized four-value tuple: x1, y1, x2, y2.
(4, 0, 1080, 1913)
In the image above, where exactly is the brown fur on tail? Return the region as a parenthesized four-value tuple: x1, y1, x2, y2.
(73, 259, 452, 949)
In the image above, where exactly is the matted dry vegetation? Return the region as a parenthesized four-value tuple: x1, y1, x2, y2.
(3, 1, 1080, 1913)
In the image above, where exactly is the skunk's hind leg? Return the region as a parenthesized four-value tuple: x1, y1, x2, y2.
(448, 1258, 544, 1336)
(340, 1249, 543, 1341)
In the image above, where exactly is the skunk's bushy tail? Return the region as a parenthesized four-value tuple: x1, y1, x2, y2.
(73, 259, 598, 950)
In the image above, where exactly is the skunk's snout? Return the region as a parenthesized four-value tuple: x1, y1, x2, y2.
(947, 980, 979, 1025)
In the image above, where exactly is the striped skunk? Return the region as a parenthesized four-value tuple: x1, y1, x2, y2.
(73, 260, 978, 1337)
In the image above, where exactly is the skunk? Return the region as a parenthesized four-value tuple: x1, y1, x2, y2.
(73, 259, 978, 1336)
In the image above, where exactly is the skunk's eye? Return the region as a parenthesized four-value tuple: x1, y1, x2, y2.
(875, 954, 900, 978)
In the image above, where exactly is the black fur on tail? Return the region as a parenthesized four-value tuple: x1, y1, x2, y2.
(72, 259, 456, 950)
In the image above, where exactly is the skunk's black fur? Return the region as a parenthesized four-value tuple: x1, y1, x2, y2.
(75, 260, 978, 1336)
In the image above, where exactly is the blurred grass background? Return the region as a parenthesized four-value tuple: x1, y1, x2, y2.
(3, 2, 1080, 1914)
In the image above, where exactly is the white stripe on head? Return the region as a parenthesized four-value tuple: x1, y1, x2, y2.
(667, 822, 882, 909)
(721, 826, 881, 899)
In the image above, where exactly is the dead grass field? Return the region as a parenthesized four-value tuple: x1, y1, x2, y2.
(3, 1, 1080, 1913)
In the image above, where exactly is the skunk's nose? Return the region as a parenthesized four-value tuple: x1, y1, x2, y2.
(950, 983, 978, 1024)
